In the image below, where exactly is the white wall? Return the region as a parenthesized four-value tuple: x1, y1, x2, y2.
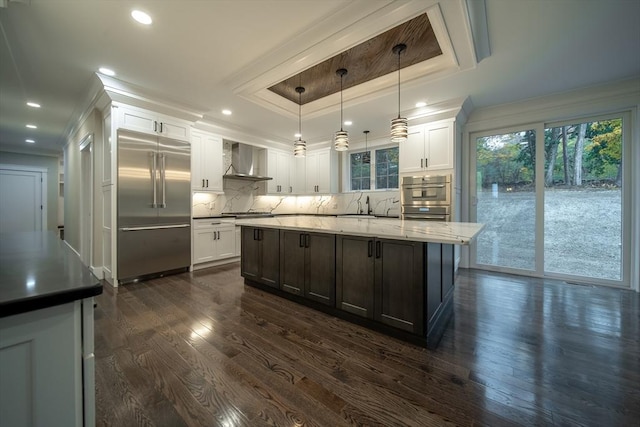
(64, 109, 104, 270)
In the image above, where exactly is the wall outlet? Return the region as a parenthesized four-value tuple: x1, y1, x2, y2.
(332, 203, 338, 209)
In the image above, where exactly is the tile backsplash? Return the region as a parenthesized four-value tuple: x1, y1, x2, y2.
(192, 183, 400, 217)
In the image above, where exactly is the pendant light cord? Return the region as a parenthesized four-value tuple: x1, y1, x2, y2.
(340, 73, 344, 131)
(397, 47, 401, 119)
(298, 91, 302, 138)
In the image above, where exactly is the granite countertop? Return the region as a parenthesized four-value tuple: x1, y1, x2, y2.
(0, 232, 103, 318)
(234, 216, 485, 245)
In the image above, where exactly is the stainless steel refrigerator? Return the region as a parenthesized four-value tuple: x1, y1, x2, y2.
(117, 129, 191, 283)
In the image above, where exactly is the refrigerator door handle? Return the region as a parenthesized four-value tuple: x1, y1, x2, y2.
(120, 224, 190, 231)
(151, 151, 158, 208)
(160, 153, 167, 208)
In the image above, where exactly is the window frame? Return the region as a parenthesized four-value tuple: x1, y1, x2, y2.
(345, 143, 399, 192)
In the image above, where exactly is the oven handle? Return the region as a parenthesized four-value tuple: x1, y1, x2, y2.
(402, 214, 448, 220)
(402, 184, 446, 189)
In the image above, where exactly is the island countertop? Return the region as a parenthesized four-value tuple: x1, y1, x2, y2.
(0, 232, 103, 318)
(235, 216, 484, 245)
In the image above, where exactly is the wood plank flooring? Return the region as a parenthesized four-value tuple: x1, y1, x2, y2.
(94, 264, 640, 426)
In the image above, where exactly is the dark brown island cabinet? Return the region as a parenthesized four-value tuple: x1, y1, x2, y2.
(241, 224, 458, 348)
(240, 227, 280, 288)
(280, 230, 336, 306)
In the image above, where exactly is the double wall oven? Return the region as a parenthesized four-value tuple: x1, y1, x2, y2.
(401, 174, 451, 221)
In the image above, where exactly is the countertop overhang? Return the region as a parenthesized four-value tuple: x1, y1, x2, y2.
(235, 216, 484, 245)
(0, 232, 103, 318)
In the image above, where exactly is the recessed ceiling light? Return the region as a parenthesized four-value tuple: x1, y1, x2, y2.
(26, 124, 37, 129)
(294, 132, 302, 138)
(344, 121, 352, 126)
(131, 10, 152, 25)
(27, 102, 41, 108)
(415, 101, 427, 108)
(26, 139, 35, 143)
(222, 109, 232, 116)
(99, 67, 116, 76)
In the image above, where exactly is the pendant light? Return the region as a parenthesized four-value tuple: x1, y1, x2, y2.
(293, 86, 306, 157)
(334, 68, 349, 151)
(362, 130, 370, 164)
(390, 43, 408, 143)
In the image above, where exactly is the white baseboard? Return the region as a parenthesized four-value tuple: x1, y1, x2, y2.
(192, 256, 240, 271)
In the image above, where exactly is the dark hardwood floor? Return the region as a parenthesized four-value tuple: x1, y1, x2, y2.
(94, 264, 640, 427)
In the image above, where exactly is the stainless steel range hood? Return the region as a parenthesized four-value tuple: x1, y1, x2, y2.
(223, 142, 273, 181)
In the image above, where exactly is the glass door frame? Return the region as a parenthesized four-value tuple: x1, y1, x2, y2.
(468, 112, 632, 289)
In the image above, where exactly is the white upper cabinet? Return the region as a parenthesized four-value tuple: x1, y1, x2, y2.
(306, 148, 338, 194)
(191, 130, 223, 192)
(399, 120, 454, 173)
(116, 104, 190, 141)
(290, 156, 306, 195)
(266, 149, 293, 194)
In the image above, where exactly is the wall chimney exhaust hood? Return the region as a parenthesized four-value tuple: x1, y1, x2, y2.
(223, 142, 273, 181)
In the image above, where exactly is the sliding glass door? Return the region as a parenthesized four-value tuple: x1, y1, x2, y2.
(473, 129, 537, 271)
(471, 114, 628, 285)
(543, 118, 623, 281)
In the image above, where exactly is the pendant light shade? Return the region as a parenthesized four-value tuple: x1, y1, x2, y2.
(293, 86, 306, 157)
(334, 68, 349, 151)
(390, 43, 408, 143)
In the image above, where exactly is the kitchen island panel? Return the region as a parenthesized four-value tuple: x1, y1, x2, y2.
(336, 235, 375, 318)
(375, 239, 424, 335)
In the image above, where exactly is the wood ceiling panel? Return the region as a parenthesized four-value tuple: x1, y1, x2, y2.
(268, 13, 442, 105)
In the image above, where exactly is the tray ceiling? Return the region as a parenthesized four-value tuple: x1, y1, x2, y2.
(268, 13, 442, 105)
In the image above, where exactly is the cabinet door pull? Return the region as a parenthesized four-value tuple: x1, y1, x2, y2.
(425, 157, 428, 167)
(154, 121, 158, 132)
(202, 179, 205, 188)
(159, 122, 164, 133)
(299, 233, 304, 247)
(305, 234, 310, 248)
(206, 179, 209, 187)
(368, 240, 373, 257)
(289, 186, 292, 193)
(420, 158, 423, 168)
(375, 240, 381, 258)
(253, 229, 258, 240)
(216, 231, 220, 240)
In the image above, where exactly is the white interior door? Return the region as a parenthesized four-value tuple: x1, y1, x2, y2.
(0, 168, 43, 232)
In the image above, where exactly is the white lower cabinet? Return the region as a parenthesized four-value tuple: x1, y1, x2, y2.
(193, 220, 237, 265)
(0, 299, 95, 427)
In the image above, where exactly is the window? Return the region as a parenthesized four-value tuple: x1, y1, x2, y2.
(375, 147, 399, 189)
(350, 151, 370, 190)
(349, 146, 398, 191)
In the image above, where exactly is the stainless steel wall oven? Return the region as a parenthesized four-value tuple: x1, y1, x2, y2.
(401, 174, 451, 221)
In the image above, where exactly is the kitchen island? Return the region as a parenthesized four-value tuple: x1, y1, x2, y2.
(0, 232, 102, 426)
(235, 216, 484, 348)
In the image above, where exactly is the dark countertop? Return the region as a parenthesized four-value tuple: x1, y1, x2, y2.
(0, 232, 103, 318)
